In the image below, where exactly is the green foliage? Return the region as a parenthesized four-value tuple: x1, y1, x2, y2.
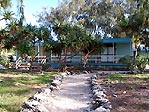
(38, 0, 149, 49)
(81, 38, 104, 55)
(0, 54, 9, 67)
(135, 56, 148, 73)
(106, 74, 128, 82)
(119, 55, 148, 73)
(44, 41, 64, 56)
(48, 22, 105, 71)
(36, 25, 51, 41)
(118, 55, 134, 64)
(17, 40, 34, 57)
(0, 72, 56, 112)
(106, 73, 149, 83)
(2, 22, 51, 57)
(118, 55, 135, 71)
(52, 22, 104, 54)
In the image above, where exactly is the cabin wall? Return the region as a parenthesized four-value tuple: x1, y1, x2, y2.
(116, 43, 133, 56)
(15, 38, 134, 65)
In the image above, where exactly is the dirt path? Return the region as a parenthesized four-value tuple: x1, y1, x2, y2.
(40, 73, 93, 112)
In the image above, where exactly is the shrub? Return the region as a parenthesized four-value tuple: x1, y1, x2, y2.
(0, 55, 9, 67)
(118, 55, 135, 71)
(118, 55, 148, 73)
(135, 56, 148, 73)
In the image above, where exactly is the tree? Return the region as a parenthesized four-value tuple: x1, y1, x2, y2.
(0, 0, 11, 18)
(43, 22, 104, 71)
(0, 0, 24, 22)
(3, 22, 51, 70)
(37, 0, 115, 37)
(112, 0, 149, 57)
(0, 0, 25, 51)
(80, 38, 104, 67)
(37, 0, 148, 72)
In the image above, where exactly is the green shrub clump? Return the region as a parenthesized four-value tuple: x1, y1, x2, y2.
(0, 55, 9, 67)
(118, 55, 148, 73)
(118, 55, 135, 71)
(135, 56, 148, 73)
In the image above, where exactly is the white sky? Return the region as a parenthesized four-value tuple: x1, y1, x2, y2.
(0, 0, 61, 28)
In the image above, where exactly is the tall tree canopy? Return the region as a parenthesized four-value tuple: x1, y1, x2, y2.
(38, 0, 149, 40)
(38, 0, 149, 58)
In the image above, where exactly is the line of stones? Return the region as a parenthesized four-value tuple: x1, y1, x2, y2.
(89, 73, 112, 112)
(20, 72, 69, 112)
(20, 71, 114, 112)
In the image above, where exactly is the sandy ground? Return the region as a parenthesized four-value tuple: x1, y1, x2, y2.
(40, 73, 93, 112)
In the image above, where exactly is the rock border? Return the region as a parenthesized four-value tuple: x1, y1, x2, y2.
(89, 73, 112, 112)
(20, 72, 69, 112)
(20, 71, 130, 112)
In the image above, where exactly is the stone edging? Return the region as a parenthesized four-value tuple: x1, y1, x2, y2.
(20, 71, 122, 112)
(20, 72, 69, 112)
(89, 73, 112, 112)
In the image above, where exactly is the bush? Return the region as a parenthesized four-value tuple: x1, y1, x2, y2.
(118, 55, 135, 71)
(118, 55, 148, 73)
(135, 56, 148, 73)
(0, 55, 10, 67)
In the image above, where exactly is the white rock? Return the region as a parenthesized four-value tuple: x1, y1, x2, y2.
(52, 79, 61, 86)
(94, 106, 110, 112)
(0, 79, 3, 82)
(36, 105, 49, 112)
(43, 88, 51, 95)
(33, 93, 48, 102)
(25, 100, 39, 108)
(0, 64, 6, 69)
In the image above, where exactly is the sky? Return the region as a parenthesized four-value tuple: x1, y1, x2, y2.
(22, 0, 61, 25)
(0, 0, 61, 28)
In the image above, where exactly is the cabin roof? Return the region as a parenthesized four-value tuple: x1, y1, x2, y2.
(101, 38, 131, 43)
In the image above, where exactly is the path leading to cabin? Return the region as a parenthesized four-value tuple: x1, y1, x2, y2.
(41, 72, 93, 112)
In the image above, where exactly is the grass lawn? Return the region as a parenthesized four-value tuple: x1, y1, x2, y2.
(0, 70, 57, 112)
(98, 73, 149, 112)
(106, 73, 149, 83)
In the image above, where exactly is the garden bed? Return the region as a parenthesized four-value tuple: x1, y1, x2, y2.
(97, 73, 149, 112)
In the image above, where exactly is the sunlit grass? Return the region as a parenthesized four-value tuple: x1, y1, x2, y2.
(0, 71, 57, 112)
(106, 73, 149, 83)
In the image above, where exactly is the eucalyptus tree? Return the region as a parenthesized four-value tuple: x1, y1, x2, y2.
(37, 0, 114, 37)
(112, 0, 149, 57)
(37, 0, 85, 29)
(78, 0, 149, 57)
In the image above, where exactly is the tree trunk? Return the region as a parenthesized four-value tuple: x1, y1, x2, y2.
(63, 48, 67, 72)
(29, 58, 33, 72)
(58, 54, 63, 72)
